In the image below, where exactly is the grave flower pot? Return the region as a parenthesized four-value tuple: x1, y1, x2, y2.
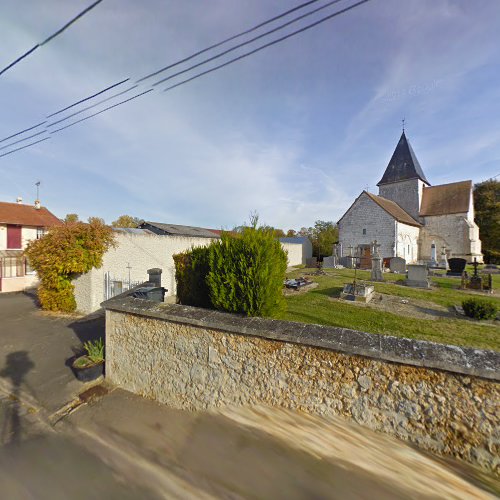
(72, 355, 104, 382)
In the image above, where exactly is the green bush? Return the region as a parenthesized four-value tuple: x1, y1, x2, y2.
(207, 227, 288, 316)
(462, 298, 498, 320)
(173, 246, 212, 308)
(84, 338, 104, 363)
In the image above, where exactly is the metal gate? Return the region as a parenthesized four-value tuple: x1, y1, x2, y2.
(103, 272, 142, 301)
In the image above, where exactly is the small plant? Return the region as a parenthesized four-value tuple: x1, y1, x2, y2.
(83, 338, 104, 364)
(462, 298, 497, 320)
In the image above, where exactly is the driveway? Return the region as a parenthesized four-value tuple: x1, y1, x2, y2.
(0, 291, 103, 413)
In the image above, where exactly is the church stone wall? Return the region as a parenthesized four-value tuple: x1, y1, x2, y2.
(378, 179, 425, 221)
(419, 214, 482, 262)
(338, 194, 395, 258)
(395, 222, 419, 263)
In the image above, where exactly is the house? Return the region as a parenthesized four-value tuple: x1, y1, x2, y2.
(0, 198, 61, 292)
(73, 224, 219, 314)
(338, 132, 482, 265)
(279, 237, 313, 266)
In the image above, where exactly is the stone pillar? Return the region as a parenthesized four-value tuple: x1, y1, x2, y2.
(370, 240, 384, 282)
(430, 241, 437, 266)
(147, 268, 162, 287)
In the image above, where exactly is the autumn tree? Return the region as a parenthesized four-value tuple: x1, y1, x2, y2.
(286, 229, 297, 237)
(299, 221, 338, 258)
(24, 220, 116, 312)
(474, 179, 500, 263)
(64, 213, 79, 223)
(111, 215, 142, 228)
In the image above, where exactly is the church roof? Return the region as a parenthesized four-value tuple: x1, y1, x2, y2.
(364, 192, 422, 227)
(377, 132, 430, 186)
(420, 180, 472, 216)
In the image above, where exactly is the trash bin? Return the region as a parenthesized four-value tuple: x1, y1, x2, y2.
(132, 286, 167, 302)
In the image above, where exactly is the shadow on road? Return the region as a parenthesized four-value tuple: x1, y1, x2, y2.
(0, 351, 35, 444)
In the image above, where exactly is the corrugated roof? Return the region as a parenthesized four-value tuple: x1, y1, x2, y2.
(112, 228, 153, 235)
(0, 201, 61, 227)
(420, 180, 472, 216)
(364, 192, 422, 227)
(279, 237, 310, 244)
(377, 132, 429, 186)
(141, 221, 220, 238)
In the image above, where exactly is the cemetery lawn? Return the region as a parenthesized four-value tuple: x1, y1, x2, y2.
(274, 268, 500, 351)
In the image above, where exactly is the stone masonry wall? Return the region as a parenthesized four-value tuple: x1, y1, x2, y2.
(104, 299, 500, 474)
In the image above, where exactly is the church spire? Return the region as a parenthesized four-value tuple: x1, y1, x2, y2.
(377, 131, 429, 186)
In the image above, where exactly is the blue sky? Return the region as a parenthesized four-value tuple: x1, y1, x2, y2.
(1, 0, 499, 230)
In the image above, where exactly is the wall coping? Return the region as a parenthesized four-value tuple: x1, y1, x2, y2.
(102, 296, 500, 381)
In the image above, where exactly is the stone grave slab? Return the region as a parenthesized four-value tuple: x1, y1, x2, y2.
(406, 264, 430, 288)
(389, 257, 406, 273)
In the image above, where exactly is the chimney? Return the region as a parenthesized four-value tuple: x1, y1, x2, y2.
(16, 197, 23, 204)
(34, 200, 41, 210)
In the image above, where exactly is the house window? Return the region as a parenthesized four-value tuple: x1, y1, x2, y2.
(36, 227, 45, 239)
(362, 229, 367, 235)
(6, 225, 22, 249)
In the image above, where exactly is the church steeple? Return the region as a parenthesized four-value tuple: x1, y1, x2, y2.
(377, 132, 429, 186)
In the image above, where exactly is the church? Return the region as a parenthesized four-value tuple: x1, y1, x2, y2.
(337, 131, 483, 265)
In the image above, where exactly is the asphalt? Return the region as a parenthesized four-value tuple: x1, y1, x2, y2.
(0, 292, 498, 499)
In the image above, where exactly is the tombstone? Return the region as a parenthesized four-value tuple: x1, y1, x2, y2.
(340, 282, 375, 303)
(447, 258, 467, 277)
(322, 256, 336, 268)
(306, 257, 318, 268)
(468, 258, 483, 290)
(389, 257, 406, 273)
(439, 247, 449, 270)
(429, 241, 438, 267)
(147, 268, 162, 287)
(370, 240, 384, 282)
(406, 264, 430, 288)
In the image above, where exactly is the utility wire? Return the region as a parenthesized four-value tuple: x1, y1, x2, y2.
(0, 0, 104, 77)
(0, 121, 46, 144)
(47, 85, 138, 127)
(153, 0, 345, 87)
(48, 77, 130, 118)
(137, 0, 321, 83)
(0, 130, 47, 151)
(0, 137, 50, 158)
(50, 89, 154, 134)
(161, 0, 371, 92)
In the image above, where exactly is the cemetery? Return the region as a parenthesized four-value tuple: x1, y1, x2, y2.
(276, 260, 500, 351)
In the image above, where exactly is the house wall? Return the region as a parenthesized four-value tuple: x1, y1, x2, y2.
(280, 240, 312, 266)
(338, 193, 396, 258)
(0, 274, 38, 293)
(73, 231, 216, 314)
(419, 214, 483, 262)
(378, 179, 426, 222)
(103, 300, 500, 474)
(0, 224, 40, 251)
(395, 222, 420, 263)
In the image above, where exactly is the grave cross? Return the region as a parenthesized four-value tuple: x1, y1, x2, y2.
(472, 257, 479, 278)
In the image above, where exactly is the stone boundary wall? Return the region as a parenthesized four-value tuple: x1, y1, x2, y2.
(103, 298, 500, 474)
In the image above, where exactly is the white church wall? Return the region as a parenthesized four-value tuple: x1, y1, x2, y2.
(338, 193, 395, 258)
(378, 178, 426, 221)
(420, 213, 482, 262)
(395, 222, 420, 263)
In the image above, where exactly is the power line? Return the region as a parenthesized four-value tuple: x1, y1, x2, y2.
(0, 121, 46, 144)
(0, 130, 47, 151)
(0, 0, 104, 78)
(49, 89, 154, 134)
(137, 0, 322, 83)
(161, 0, 371, 92)
(0, 137, 50, 159)
(153, 0, 345, 87)
(47, 78, 130, 118)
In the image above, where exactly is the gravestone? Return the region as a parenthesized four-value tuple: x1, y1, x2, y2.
(447, 258, 467, 277)
(306, 257, 317, 268)
(406, 264, 430, 288)
(468, 258, 483, 290)
(340, 282, 375, 303)
(389, 257, 406, 273)
(430, 242, 438, 267)
(370, 241, 383, 282)
(322, 256, 336, 268)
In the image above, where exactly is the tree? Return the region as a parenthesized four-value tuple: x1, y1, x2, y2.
(64, 213, 79, 223)
(111, 215, 142, 228)
(474, 179, 500, 263)
(286, 229, 297, 237)
(297, 221, 338, 258)
(88, 216, 105, 225)
(24, 220, 116, 312)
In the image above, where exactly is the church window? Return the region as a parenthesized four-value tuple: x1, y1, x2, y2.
(362, 229, 366, 235)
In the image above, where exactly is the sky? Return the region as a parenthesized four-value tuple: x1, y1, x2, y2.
(1, 0, 499, 230)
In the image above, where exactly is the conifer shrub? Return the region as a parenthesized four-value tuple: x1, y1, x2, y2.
(173, 246, 212, 308)
(207, 227, 288, 316)
(24, 220, 116, 312)
(462, 298, 497, 320)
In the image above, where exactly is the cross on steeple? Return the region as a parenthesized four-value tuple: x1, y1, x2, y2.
(402, 118, 405, 132)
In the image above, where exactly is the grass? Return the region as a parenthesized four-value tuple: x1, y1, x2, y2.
(274, 267, 500, 351)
